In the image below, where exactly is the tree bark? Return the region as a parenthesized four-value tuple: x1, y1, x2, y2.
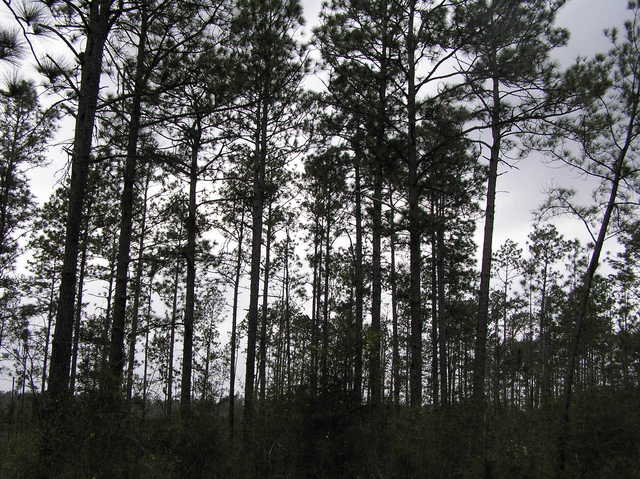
(369, 164, 382, 407)
(310, 219, 321, 396)
(353, 152, 364, 403)
(539, 258, 550, 408)
(430, 222, 439, 406)
(284, 228, 292, 397)
(101, 249, 117, 377)
(142, 266, 156, 420)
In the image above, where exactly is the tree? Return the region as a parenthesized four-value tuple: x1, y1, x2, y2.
(457, 0, 569, 413)
(231, 0, 307, 432)
(315, 0, 403, 406)
(534, 4, 640, 471)
(0, 78, 57, 277)
(523, 224, 567, 407)
(2, 0, 122, 407)
(107, 0, 227, 404)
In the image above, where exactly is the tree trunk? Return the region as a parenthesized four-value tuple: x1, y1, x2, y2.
(101, 249, 117, 378)
(284, 228, 292, 397)
(430, 223, 439, 406)
(259, 201, 273, 401)
(203, 334, 211, 401)
(108, 5, 149, 400)
(472, 74, 502, 406)
(406, 0, 422, 408)
(369, 9, 389, 408)
(321, 203, 331, 391)
(369, 163, 382, 407)
(0, 156, 16, 255)
(353, 152, 364, 403)
(540, 258, 549, 408)
(69, 231, 89, 395)
(142, 267, 156, 419)
(181, 121, 201, 416)
(389, 190, 400, 406)
(559, 114, 633, 473)
(436, 213, 448, 406)
(41, 269, 58, 394)
(244, 99, 267, 433)
(167, 253, 181, 417)
(48, 0, 115, 402)
(229, 204, 245, 438)
(310, 221, 320, 396)
(125, 168, 151, 401)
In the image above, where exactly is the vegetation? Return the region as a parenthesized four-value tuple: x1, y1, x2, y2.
(0, 0, 638, 478)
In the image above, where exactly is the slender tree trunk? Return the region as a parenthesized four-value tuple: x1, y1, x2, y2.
(69, 231, 89, 395)
(48, 0, 115, 402)
(540, 259, 549, 408)
(436, 214, 448, 406)
(203, 334, 211, 401)
(430, 223, 439, 406)
(108, 6, 149, 400)
(321, 204, 331, 391)
(181, 122, 201, 416)
(558, 126, 631, 474)
(244, 99, 267, 433)
(125, 169, 151, 401)
(310, 222, 320, 396)
(353, 152, 364, 403)
(369, 15, 389, 408)
(370, 164, 382, 407)
(285, 228, 292, 397)
(101, 249, 117, 377)
(389, 190, 400, 406)
(142, 268, 155, 420)
(406, 0, 422, 407)
(0, 157, 16, 255)
(473, 74, 502, 406)
(229, 204, 245, 438)
(41, 270, 57, 394)
(167, 254, 181, 417)
(259, 202, 273, 401)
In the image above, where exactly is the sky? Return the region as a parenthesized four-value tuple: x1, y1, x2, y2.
(0, 0, 635, 393)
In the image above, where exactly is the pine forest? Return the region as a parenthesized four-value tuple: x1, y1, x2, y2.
(0, 0, 638, 478)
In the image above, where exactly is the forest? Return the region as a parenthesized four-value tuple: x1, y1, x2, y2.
(0, 0, 638, 477)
